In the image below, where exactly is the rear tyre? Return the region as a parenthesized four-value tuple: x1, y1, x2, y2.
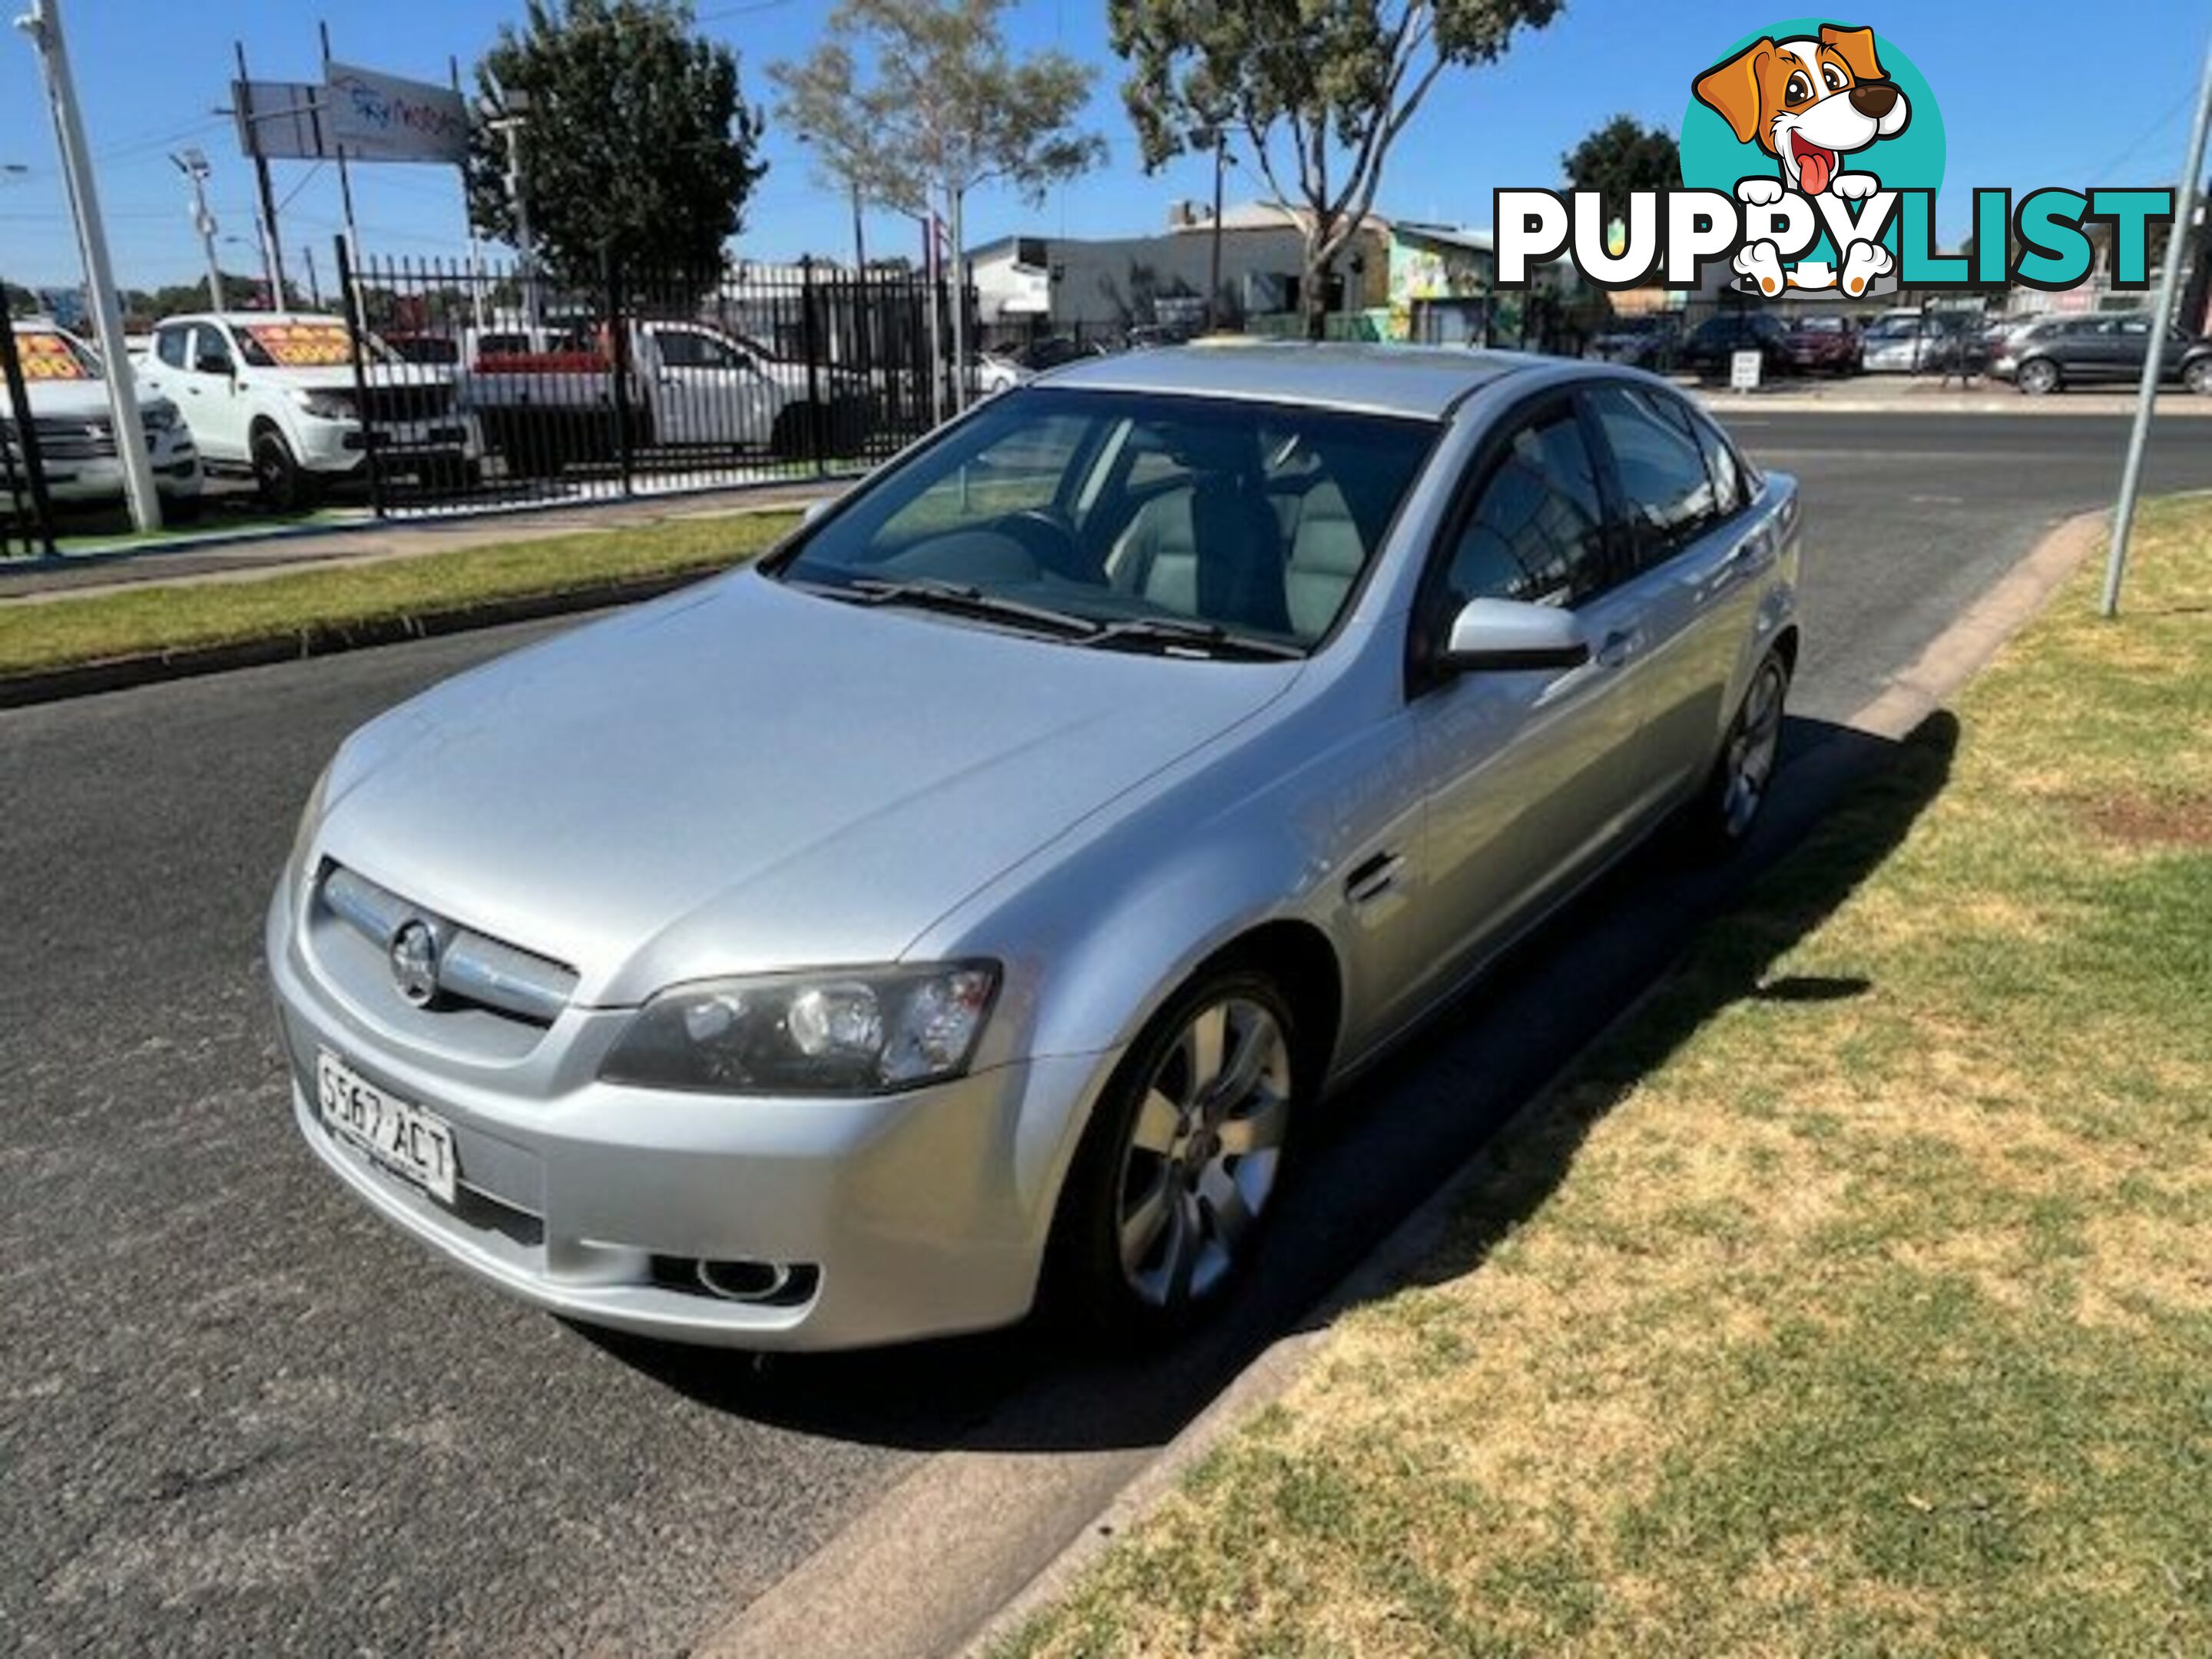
(2017, 358, 2061, 397)
(1686, 650, 1791, 856)
(252, 427, 320, 512)
(1047, 970, 1300, 1346)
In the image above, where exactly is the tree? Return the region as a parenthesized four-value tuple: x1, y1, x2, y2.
(1110, 0, 1561, 340)
(465, 0, 768, 286)
(1561, 115, 1679, 241)
(772, 0, 1104, 409)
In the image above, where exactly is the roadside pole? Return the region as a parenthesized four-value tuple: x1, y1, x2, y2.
(171, 148, 225, 313)
(2103, 31, 2212, 618)
(234, 41, 290, 304)
(15, 0, 161, 532)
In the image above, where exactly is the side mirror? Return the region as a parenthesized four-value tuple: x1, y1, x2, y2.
(196, 354, 233, 378)
(1440, 597, 1591, 673)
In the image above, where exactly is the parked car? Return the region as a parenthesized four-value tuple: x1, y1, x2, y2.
(1988, 312, 2212, 396)
(1, 320, 202, 517)
(1584, 313, 1681, 371)
(463, 316, 877, 472)
(975, 335, 1104, 394)
(1858, 309, 1936, 373)
(1779, 313, 1860, 374)
(1677, 310, 1791, 380)
(270, 346, 1801, 1351)
(137, 313, 478, 508)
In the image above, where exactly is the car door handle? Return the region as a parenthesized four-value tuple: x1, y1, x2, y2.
(1594, 630, 1636, 669)
(1343, 850, 1404, 906)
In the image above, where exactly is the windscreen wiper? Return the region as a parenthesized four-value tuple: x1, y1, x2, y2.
(1084, 615, 1307, 661)
(828, 576, 1101, 639)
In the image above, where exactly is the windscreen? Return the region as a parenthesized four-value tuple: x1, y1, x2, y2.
(774, 388, 1438, 650)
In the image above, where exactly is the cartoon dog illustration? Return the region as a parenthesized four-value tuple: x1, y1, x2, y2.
(1694, 25, 1911, 296)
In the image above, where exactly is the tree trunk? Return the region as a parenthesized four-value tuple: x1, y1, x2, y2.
(1300, 237, 1329, 342)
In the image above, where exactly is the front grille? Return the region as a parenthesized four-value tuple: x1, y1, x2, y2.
(361, 383, 455, 425)
(319, 863, 577, 1025)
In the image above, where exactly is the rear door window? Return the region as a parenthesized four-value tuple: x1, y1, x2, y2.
(1584, 384, 1719, 570)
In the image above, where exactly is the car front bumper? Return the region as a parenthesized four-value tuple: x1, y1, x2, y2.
(267, 880, 1111, 1350)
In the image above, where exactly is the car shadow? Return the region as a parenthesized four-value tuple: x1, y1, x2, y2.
(580, 708, 1959, 1455)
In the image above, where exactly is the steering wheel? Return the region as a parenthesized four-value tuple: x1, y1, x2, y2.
(995, 506, 1098, 584)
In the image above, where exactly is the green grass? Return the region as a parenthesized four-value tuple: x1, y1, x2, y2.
(999, 496, 2212, 1658)
(0, 512, 797, 677)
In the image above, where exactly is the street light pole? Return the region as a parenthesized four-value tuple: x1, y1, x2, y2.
(2103, 30, 2212, 618)
(171, 148, 224, 313)
(15, 0, 161, 531)
(485, 85, 538, 329)
(1208, 127, 1226, 332)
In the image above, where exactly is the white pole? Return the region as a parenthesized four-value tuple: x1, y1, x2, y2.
(2104, 30, 2212, 619)
(17, 0, 161, 531)
(176, 157, 224, 313)
(949, 185, 968, 414)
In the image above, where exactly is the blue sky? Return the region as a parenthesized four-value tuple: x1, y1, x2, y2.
(1, 0, 2205, 291)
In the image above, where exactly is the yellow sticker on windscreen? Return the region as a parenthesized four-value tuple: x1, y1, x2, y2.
(18, 332, 91, 381)
(243, 323, 354, 368)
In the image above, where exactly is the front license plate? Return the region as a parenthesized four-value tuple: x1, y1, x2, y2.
(316, 1050, 458, 1205)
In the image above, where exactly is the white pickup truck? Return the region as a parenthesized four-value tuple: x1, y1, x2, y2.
(461, 318, 878, 475)
(137, 313, 480, 508)
(3, 320, 203, 518)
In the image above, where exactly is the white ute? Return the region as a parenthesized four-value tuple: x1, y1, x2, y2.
(2, 321, 202, 518)
(137, 313, 480, 508)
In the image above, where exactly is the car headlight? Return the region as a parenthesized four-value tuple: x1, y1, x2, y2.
(142, 399, 179, 433)
(285, 759, 335, 898)
(292, 388, 356, 421)
(599, 962, 999, 1095)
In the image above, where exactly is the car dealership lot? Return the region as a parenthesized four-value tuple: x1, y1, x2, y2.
(3, 412, 2207, 1655)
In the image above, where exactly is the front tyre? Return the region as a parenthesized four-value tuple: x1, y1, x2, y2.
(252, 427, 320, 512)
(1049, 972, 1299, 1345)
(1688, 650, 1791, 855)
(2017, 358, 2061, 396)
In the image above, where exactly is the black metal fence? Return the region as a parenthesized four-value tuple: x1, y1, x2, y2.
(336, 243, 961, 516)
(0, 312, 59, 557)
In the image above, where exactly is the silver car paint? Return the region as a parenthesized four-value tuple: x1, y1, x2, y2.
(272, 346, 1801, 1349)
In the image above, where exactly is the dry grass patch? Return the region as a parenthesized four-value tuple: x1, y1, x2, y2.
(1001, 498, 2212, 1659)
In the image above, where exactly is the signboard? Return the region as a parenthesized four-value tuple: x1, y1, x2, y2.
(16, 331, 93, 382)
(323, 62, 469, 164)
(234, 68, 467, 166)
(1729, 348, 1763, 392)
(233, 80, 327, 162)
(242, 322, 353, 368)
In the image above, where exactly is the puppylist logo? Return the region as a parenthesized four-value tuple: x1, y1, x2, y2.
(1495, 20, 2175, 303)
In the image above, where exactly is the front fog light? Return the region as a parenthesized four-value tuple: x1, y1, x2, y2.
(600, 962, 999, 1095)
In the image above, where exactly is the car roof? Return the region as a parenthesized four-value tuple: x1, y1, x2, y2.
(157, 312, 349, 328)
(1038, 341, 1535, 420)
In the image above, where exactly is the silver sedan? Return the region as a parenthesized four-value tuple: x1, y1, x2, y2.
(269, 345, 1801, 1349)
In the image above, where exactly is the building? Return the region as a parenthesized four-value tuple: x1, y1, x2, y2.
(969, 202, 1515, 344)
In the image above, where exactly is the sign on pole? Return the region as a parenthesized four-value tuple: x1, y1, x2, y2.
(232, 80, 325, 162)
(1730, 349, 1763, 392)
(322, 61, 469, 164)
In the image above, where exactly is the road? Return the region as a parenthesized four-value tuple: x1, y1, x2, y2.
(3, 412, 2206, 1657)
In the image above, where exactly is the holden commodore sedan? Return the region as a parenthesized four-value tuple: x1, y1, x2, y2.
(269, 345, 1800, 1350)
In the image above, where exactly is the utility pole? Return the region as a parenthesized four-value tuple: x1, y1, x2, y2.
(484, 84, 538, 327)
(171, 148, 225, 313)
(1208, 128, 1227, 332)
(2104, 30, 2212, 618)
(234, 41, 288, 302)
(452, 57, 485, 333)
(302, 243, 323, 308)
(15, 0, 161, 531)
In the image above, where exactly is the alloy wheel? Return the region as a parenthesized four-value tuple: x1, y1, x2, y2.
(1720, 659, 1787, 839)
(2019, 359, 2059, 396)
(1114, 996, 1291, 1310)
